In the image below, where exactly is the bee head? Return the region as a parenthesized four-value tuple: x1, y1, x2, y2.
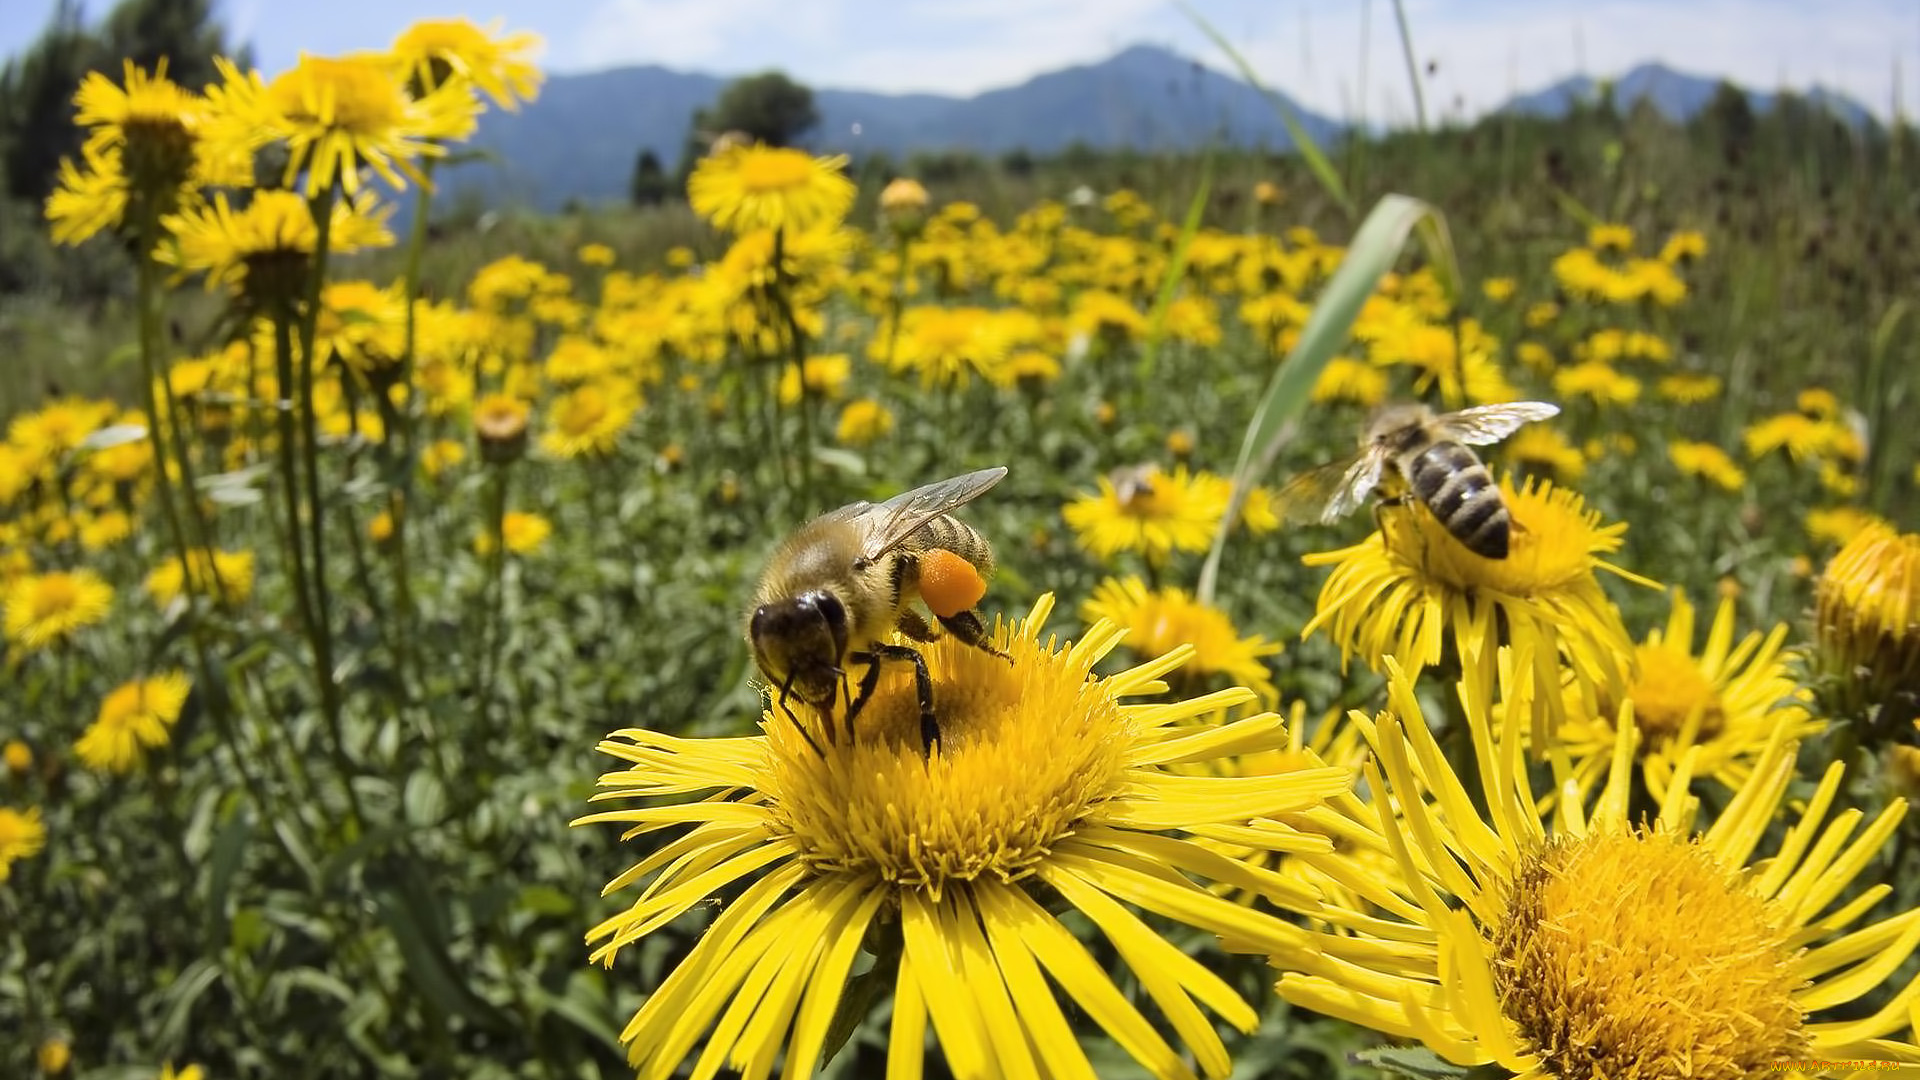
(748, 590, 851, 708)
(1364, 403, 1433, 451)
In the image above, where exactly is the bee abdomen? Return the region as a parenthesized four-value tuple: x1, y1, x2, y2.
(1408, 442, 1511, 558)
(907, 515, 995, 573)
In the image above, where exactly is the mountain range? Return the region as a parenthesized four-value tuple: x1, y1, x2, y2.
(446, 46, 1876, 212)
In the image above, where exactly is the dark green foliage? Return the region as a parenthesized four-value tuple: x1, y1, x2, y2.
(704, 69, 821, 149)
(627, 147, 671, 207)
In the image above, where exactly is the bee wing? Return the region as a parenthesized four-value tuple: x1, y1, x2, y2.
(857, 466, 1009, 562)
(1433, 401, 1561, 446)
(1275, 452, 1386, 525)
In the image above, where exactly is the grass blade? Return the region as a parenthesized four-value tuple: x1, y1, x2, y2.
(1139, 153, 1214, 382)
(1198, 193, 1458, 602)
(1181, 1, 1355, 219)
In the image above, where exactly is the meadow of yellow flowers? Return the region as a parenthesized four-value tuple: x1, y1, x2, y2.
(3, 17, 1919, 1080)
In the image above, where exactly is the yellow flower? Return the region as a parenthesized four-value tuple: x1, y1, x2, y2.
(1743, 412, 1862, 463)
(45, 142, 133, 246)
(575, 596, 1346, 1080)
(1309, 357, 1388, 407)
(1806, 505, 1886, 548)
(1264, 658, 1920, 1079)
(0, 806, 46, 882)
(688, 143, 855, 235)
(4, 570, 114, 652)
(36, 1035, 70, 1075)
(1668, 440, 1746, 491)
(1503, 425, 1587, 483)
(472, 393, 532, 462)
(881, 305, 1012, 390)
(1588, 222, 1635, 251)
(1552, 591, 1820, 805)
(539, 383, 637, 459)
(1302, 476, 1651, 743)
(160, 190, 394, 303)
(1814, 522, 1920, 719)
(1660, 229, 1708, 264)
(144, 549, 256, 608)
(4, 740, 30, 775)
(1657, 371, 1723, 404)
(389, 17, 543, 109)
(7, 397, 115, 462)
(1082, 576, 1280, 703)
(541, 335, 614, 384)
(776, 353, 851, 405)
(78, 511, 135, 552)
(1252, 179, 1283, 205)
(576, 241, 615, 266)
(208, 52, 478, 195)
(834, 399, 893, 446)
(1552, 359, 1641, 407)
(1481, 277, 1517, 302)
(476, 511, 552, 556)
(159, 1064, 204, 1080)
(1063, 464, 1231, 563)
(879, 176, 930, 213)
(75, 672, 192, 774)
(420, 437, 466, 478)
(368, 510, 396, 544)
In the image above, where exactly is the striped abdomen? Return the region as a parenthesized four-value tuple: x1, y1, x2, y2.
(899, 514, 996, 576)
(1402, 441, 1511, 558)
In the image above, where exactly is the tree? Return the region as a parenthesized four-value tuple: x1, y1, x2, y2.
(629, 147, 671, 207)
(703, 71, 819, 149)
(0, 0, 93, 203)
(0, 0, 239, 204)
(97, 0, 240, 90)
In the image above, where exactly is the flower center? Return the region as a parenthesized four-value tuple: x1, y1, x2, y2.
(29, 577, 81, 620)
(1388, 477, 1613, 597)
(269, 57, 405, 134)
(1491, 830, 1806, 1080)
(735, 149, 816, 194)
(555, 392, 609, 434)
(1622, 643, 1724, 741)
(760, 626, 1129, 898)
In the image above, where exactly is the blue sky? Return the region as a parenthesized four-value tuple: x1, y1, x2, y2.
(4, 0, 1913, 121)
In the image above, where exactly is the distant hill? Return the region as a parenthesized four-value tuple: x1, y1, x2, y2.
(442, 50, 1882, 213)
(1498, 61, 1877, 128)
(444, 44, 1343, 211)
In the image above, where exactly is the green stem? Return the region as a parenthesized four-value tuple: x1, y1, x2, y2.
(479, 465, 509, 723)
(297, 188, 347, 764)
(391, 163, 437, 692)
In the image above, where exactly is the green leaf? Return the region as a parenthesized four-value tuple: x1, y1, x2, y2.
(1181, 1, 1354, 218)
(205, 803, 253, 950)
(156, 958, 224, 1050)
(1350, 1045, 1472, 1079)
(371, 860, 511, 1031)
(1198, 193, 1457, 602)
(401, 771, 446, 827)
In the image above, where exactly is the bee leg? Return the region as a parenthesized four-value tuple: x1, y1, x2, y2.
(776, 673, 827, 757)
(937, 610, 1010, 663)
(859, 643, 940, 753)
(895, 609, 939, 643)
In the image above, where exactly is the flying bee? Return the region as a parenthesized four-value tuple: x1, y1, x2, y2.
(1279, 401, 1562, 559)
(747, 466, 1009, 754)
(1107, 463, 1159, 508)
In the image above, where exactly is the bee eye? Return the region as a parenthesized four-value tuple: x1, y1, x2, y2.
(810, 592, 846, 629)
(749, 605, 772, 638)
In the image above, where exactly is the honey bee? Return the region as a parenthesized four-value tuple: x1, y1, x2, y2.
(1280, 401, 1561, 558)
(747, 466, 1009, 753)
